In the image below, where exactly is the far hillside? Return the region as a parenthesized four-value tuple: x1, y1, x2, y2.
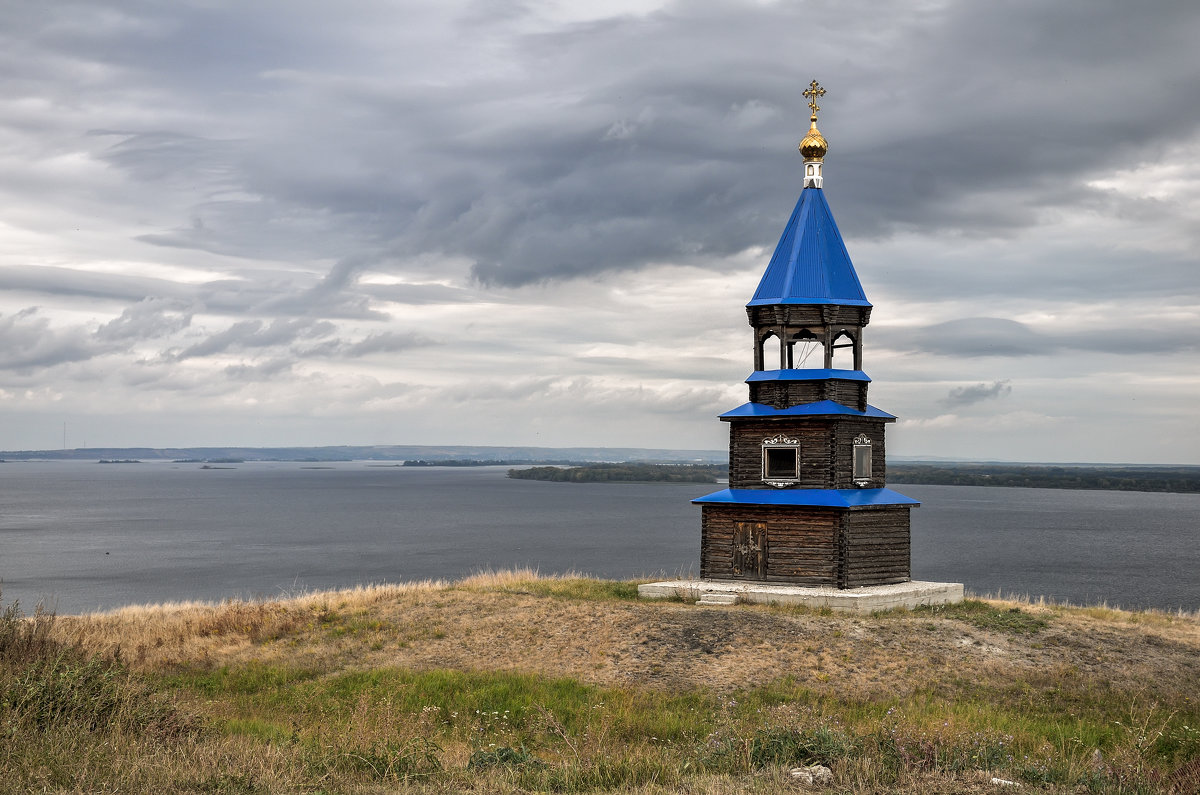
(508, 463, 727, 484)
(890, 462, 1200, 494)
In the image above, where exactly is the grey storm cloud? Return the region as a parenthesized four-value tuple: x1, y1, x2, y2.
(174, 318, 335, 360)
(358, 281, 489, 306)
(91, 130, 244, 188)
(96, 299, 193, 342)
(885, 318, 1048, 357)
(343, 331, 436, 357)
(0, 309, 106, 372)
(223, 358, 295, 381)
(882, 317, 1200, 358)
(299, 331, 436, 358)
(5, 0, 1195, 303)
(943, 380, 1013, 408)
(0, 266, 192, 305)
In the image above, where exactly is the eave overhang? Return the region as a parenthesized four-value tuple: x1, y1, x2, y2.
(692, 487, 919, 508)
(719, 400, 896, 421)
(746, 369, 870, 383)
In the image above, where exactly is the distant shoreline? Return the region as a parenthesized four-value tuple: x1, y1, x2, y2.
(889, 463, 1200, 494)
(508, 463, 726, 484)
(2, 449, 1197, 494)
(508, 461, 1200, 494)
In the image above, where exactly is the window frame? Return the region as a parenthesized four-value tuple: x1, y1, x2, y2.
(853, 434, 872, 486)
(761, 433, 801, 487)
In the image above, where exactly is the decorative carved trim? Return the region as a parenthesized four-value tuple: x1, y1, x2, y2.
(852, 433, 872, 488)
(762, 434, 800, 447)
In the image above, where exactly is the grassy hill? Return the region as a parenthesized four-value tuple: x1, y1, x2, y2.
(3, 572, 1198, 793)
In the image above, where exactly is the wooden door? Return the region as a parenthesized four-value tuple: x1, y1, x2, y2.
(732, 521, 768, 579)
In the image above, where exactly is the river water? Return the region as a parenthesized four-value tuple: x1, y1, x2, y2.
(1, 461, 1196, 614)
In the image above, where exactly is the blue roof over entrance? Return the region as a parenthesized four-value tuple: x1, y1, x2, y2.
(692, 488, 919, 508)
(748, 188, 870, 307)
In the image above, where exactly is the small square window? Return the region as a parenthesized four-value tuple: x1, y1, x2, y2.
(763, 447, 798, 480)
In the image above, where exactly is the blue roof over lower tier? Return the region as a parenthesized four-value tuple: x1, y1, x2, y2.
(692, 488, 919, 508)
(748, 187, 870, 307)
(719, 400, 896, 420)
(746, 368, 870, 383)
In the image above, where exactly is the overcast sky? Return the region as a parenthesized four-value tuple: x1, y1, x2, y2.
(1, 0, 1198, 463)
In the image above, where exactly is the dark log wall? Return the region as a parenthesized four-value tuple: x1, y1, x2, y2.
(701, 505, 838, 585)
(729, 419, 830, 488)
(701, 504, 912, 588)
(833, 419, 889, 487)
(843, 506, 911, 587)
(728, 418, 888, 488)
(749, 379, 868, 411)
(747, 305, 872, 328)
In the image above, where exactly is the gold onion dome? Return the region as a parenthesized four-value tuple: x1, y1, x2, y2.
(799, 116, 828, 160)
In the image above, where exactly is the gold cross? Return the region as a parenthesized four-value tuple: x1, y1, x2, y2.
(803, 79, 826, 118)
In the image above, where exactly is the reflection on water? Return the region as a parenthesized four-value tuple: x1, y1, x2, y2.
(1, 461, 1196, 613)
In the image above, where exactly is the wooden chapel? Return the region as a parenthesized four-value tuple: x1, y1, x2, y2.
(692, 81, 918, 589)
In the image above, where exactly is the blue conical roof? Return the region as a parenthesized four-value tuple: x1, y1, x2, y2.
(748, 188, 870, 307)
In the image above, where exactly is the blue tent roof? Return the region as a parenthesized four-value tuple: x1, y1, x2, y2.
(719, 400, 896, 420)
(692, 488, 919, 508)
(748, 188, 870, 307)
(746, 369, 869, 383)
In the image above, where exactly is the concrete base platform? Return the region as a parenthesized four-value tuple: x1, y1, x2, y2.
(638, 579, 963, 614)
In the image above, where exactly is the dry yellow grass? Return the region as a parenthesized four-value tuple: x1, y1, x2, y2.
(52, 571, 1200, 706)
(8, 571, 1199, 793)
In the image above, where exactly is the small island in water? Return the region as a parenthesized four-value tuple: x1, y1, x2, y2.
(508, 463, 727, 484)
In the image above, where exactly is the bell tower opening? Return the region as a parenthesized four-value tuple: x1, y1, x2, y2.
(787, 329, 823, 368)
(830, 330, 858, 369)
(755, 331, 782, 371)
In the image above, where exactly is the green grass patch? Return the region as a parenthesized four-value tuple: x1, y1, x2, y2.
(913, 599, 1050, 634)
(221, 717, 294, 744)
(166, 661, 322, 697)
(468, 744, 545, 770)
(163, 661, 1199, 771)
(463, 576, 641, 602)
(162, 664, 719, 747)
(525, 577, 641, 601)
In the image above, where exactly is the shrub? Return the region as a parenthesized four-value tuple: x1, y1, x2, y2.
(1, 591, 191, 739)
(748, 725, 859, 767)
(0, 595, 57, 667)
